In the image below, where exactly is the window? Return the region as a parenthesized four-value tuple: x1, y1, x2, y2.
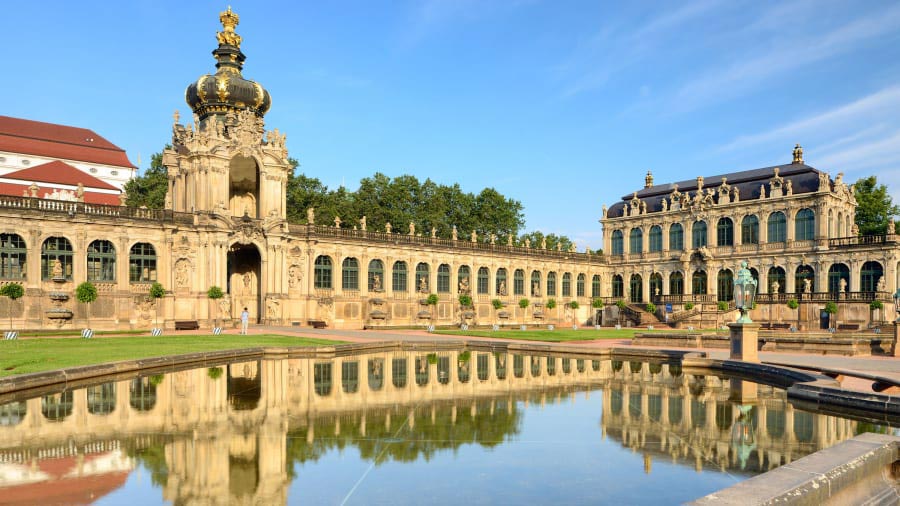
(477, 267, 489, 294)
(716, 218, 733, 247)
(495, 268, 507, 295)
(43, 237, 73, 280)
(717, 269, 733, 302)
(547, 271, 557, 296)
(592, 275, 601, 297)
(611, 230, 624, 256)
(741, 215, 759, 244)
(392, 358, 407, 388)
(691, 221, 707, 249)
(669, 272, 684, 295)
(530, 270, 541, 297)
(342, 361, 359, 394)
(21, 160, 29, 166)
(89, 167, 98, 174)
(828, 264, 850, 294)
(416, 263, 429, 293)
(128, 243, 156, 283)
(368, 259, 384, 291)
(649, 273, 662, 298)
(576, 274, 586, 297)
(562, 272, 572, 297)
(860, 261, 883, 292)
(768, 211, 786, 243)
(392, 261, 408, 292)
(87, 240, 116, 281)
(437, 264, 451, 293)
(795, 265, 814, 293)
(342, 257, 359, 290)
(314, 256, 333, 288)
(795, 208, 815, 241)
(110, 170, 119, 176)
(768, 266, 785, 293)
(692, 270, 707, 295)
(513, 269, 525, 296)
(629, 274, 642, 302)
(612, 275, 624, 298)
(649, 225, 662, 252)
(314, 363, 332, 396)
(669, 223, 684, 251)
(629, 228, 643, 254)
(0, 234, 26, 279)
(458, 265, 471, 293)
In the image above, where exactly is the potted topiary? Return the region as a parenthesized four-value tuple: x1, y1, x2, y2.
(615, 299, 626, 326)
(546, 298, 557, 322)
(824, 301, 838, 330)
(207, 286, 224, 331)
(149, 282, 165, 333)
(786, 298, 799, 310)
(0, 282, 24, 337)
(519, 298, 530, 328)
(458, 294, 473, 308)
(75, 281, 98, 335)
(646, 302, 657, 314)
(684, 302, 694, 311)
(870, 299, 884, 324)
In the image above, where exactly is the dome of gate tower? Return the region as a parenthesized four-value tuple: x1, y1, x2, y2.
(184, 7, 271, 120)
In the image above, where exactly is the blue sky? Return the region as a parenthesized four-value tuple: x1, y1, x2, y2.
(3, 1, 900, 249)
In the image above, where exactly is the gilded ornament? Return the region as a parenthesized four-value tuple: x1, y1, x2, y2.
(196, 75, 209, 102)
(216, 74, 230, 101)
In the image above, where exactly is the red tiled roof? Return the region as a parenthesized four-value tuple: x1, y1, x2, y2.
(0, 115, 134, 168)
(0, 183, 120, 205)
(3, 160, 119, 190)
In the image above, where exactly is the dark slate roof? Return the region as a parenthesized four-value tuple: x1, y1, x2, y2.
(606, 163, 825, 219)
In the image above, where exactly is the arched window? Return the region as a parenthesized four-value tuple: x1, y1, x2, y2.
(314, 255, 333, 288)
(828, 263, 850, 294)
(495, 268, 507, 295)
(716, 218, 733, 247)
(692, 270, 707, 295)
(314, 363, 332, 396)
(649, 273, 662, 299)
(368, 259, 384, 291)
(437, 264, 451, 293)
(592, 275, 601, 297)
(0, 234, 26, 279)
(416, 263, 429, 293)
(87, 383, 116, 415)
(42, 392, 74, 421)
(741, 215, 759, 244)
(860, 261, 884, 292)
(692, 221, 707, 249)
(795, 208, 815, 241)
(669, 223, 684, 251)
(129, 377, 157, 412)
(477, 267, 489, 294)
(392, 261, 408, 292)
(562, 272, 572, 297)
(837, 212, 844, 236)
(458, 265, 471, 293)
(513, 269, 525, 295)
(648, 225, 662, 252)
(828, 209, 834, 238)
(128, 242, 155, 283)
(342, 258, 359, 290)
(768, 211, 786, 243)
(629, 228, 643, 254)
(547, 271, 557, 296)
(531, 270, 541, 297)
(612, 274, 624, 298)
(669, 272, 684, 295)
(717, 269, 733, 302)
(87, 240, 116, 282)
(577, 274, 586, 297)
(629, 274, 642, 302)
(43, 236, 73, 280)
(795, 265, 814, 293)
(768, 266, 785, 293)
(611, 230, 624, 256)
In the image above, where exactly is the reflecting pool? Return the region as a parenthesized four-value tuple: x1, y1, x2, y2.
(0, 349, 886, 505)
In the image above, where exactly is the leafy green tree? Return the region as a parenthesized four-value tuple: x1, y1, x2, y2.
(0, 282, 24, 331)
(207, 286, 224, 328)
(518, 298, 529, 325)
(853, 176, 900, 235)
(517, 231, 573, 251)
(149, 282, 165, 328)
(124, 150, 169, 209)
(76, 282, 98, 329)
(426, 293, 439, 320)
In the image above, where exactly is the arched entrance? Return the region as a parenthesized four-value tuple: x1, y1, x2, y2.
(629, 274, 643, 303)
(229, 155, 260, 218)
(228, 243, 262, 323)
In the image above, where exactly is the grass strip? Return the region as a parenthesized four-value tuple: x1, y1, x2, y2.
(0, 334, 342, 377)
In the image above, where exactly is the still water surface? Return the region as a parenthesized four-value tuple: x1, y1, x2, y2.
(0, 349, 881, 504)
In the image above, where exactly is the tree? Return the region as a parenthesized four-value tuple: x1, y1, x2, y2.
(546, 298, 558, 323)
(0, 283, 24, 332)
(824, 301, 838, 329)
(517, 231, 573, 251)
(853, 176, 900, 236)
(207, 286, 224, 328)
(426, 294, 439, 322)
(76, 282, 98, 330)
(124, 150, 169, 209)
(518, 298, 530, 325)
(149, 282, 165, 328)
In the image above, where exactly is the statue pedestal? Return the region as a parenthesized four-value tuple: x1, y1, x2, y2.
(728, 322, 760, 363)
(893, 320, 900, 357)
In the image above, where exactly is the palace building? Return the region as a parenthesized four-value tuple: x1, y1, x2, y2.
(0, 8, 893, 332)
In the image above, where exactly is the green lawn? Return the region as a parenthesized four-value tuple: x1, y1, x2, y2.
(0, 334, 342, 377)
(433, 328, 697, 342)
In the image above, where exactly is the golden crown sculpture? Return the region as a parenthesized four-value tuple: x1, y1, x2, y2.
(216, 6, 242, 48)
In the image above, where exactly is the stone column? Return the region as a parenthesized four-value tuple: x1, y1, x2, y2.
(728, 322, 760, 363)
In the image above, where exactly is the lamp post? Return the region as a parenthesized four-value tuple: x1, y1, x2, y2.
(892, 288, 900, 357)
(729, 261, 760, 362)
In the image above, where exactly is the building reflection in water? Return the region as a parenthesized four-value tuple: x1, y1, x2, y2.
(0, 350, 873, 504)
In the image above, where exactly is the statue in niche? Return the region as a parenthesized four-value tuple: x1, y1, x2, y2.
(334, 216, 341, 228)
(385, 222, 392, 234)
(307, 207, 315, 224)
(459, 276, 470, 294)
(877, 276, 886, 293)
(839, 278, 847, 294)
(266, 297, 279, 319)
(654, 286, 660, 296)
(498, 280, 507, 296)
(219, 296, 231, 319)
(360, 215, 367, 231)
(175, 259, 190, 288)
(51, 259, 63, 279)
(409, 222, 415, 235)
(242, 272, 253, 295)
(451, 225, 458, 241)
(288, 265, 302, 288)
(532, 281, 540, 297)
(803, 278, 811, 294)
(418, 276, 428, 293)
(372, 274, 382, 291)
(770, 280, 780, 294)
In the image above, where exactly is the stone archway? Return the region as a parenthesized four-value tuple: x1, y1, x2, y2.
(229, 155, 260, 218)
(228, 244, 262, 323)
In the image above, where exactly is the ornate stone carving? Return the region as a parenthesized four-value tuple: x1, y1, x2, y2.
(175, 258, 191, 288)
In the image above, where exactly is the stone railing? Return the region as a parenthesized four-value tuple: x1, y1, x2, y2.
(756, 291, 887, 303)
(0, 195, 194, 225)
(828, 234, 896, 249)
